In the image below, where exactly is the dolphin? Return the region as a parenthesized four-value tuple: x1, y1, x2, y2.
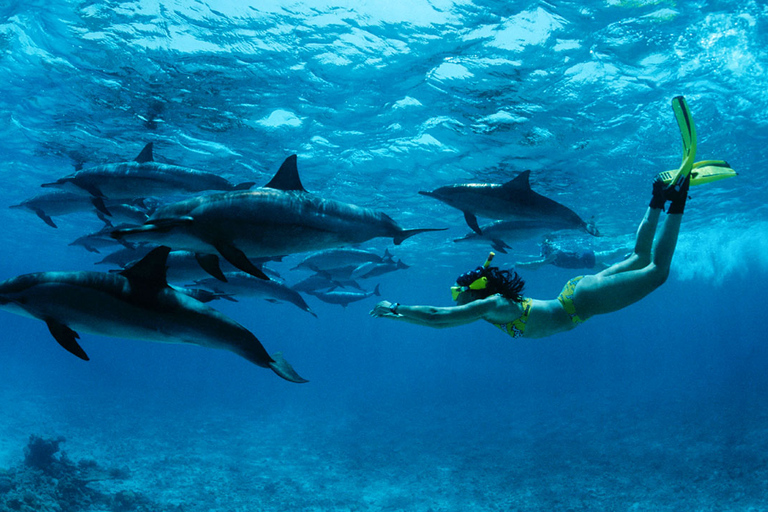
(41, 143, 255, 202)
(10, 191, 113, 228)
(307, 284, 381, 308)
(350, 258, 409, 280)
(453, 219, 591, 253)
(111, 155, 446, 281)
(95, 244, 156, 268)
(190, 272, 316, 317)
(0, 246, 306, 383)
(291, 248, 385, 273)
(290, 273, 363, 293)
(419, 170, 599, 236)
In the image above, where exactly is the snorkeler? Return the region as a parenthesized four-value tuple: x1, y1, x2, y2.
(515, 238, 630, 271)
(370, 97, 734, 337)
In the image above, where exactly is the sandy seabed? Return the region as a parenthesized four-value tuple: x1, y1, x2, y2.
(2, 384, 768, 512)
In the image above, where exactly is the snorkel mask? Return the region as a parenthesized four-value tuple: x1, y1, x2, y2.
(450, 252, 495, 301)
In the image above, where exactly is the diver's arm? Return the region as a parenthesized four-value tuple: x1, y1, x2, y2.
(515, 258, 547, 270)
(516, 250, 557, 270)
(369, 297, 504, 329)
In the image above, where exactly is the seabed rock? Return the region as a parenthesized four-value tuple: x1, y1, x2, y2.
(0, 435, 173, 512)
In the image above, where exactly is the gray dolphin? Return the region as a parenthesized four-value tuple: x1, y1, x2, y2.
(111, 155, 446, 281)
(190, 272, 316, 317)
(10, 191, 113, 228)
(41, 143, 255, 201)
(453, 218, 590, 253)
(291, 248, 384, 272)
(0, 246, 306, 383)
(307, 284, 381, 308)
(350, 258, 409, 280)
(419, 170, 598, 236)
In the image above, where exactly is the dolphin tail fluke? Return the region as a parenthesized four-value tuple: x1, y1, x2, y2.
(269, 352, 308, 383)
(393, 227, 447, 245)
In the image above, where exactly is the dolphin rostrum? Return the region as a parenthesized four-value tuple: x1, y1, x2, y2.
(42, 143, 255, 202)
(419, 170, 598, 236)
(0, 246, 306, 383)
(111, 155, 445, 281)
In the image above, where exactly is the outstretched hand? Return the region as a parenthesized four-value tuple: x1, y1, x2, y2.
(370, 300, 396, 318)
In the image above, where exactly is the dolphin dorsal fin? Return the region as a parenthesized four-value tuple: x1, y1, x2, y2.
(120, 246, 170, 288)
(135, 143, 154, 163)
(502, 170, 532, 192)
(264, 155, 307, 192)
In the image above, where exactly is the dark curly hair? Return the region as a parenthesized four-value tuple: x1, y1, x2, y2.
(456, 265, 526, 302)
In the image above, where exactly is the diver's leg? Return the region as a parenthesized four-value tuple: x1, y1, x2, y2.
(572, 177, 688, 318)
(596, 207, 661, 277)
(596, 178, 666, 278)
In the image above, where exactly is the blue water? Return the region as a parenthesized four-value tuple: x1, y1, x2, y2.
(1, 1, 767, 510)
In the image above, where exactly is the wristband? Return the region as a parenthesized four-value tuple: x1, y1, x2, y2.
(389, 302, 400, 315)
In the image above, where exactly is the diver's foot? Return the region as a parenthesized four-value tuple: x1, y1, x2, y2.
(649, 177, 667, 210)
(665, 174, 691, 214)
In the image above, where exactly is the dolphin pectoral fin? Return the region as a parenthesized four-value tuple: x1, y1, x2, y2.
(91, 197, 112, 217)
(393, 227, 447, 245)
(214, 243, 269, 280)
(96, 211, 114, 227)
(32, 208, 57, 228)
(463, 211, 482, 234)
(269, 352, 308, 383)
(491, 239, 510, 254)
(45, 319, 89, 361)
(81, 183, 105, 198)
(195, 253, 228, 282)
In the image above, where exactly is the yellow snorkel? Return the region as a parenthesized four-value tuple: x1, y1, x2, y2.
(483, 251, 495, 268)
(451, 252, 496, 300)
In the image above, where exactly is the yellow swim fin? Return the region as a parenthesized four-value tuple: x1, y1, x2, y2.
(666, 96, 697, 189)
(658, 160, 737, 187)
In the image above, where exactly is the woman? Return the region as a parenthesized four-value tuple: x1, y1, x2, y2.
(370, 97, 705, 338)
